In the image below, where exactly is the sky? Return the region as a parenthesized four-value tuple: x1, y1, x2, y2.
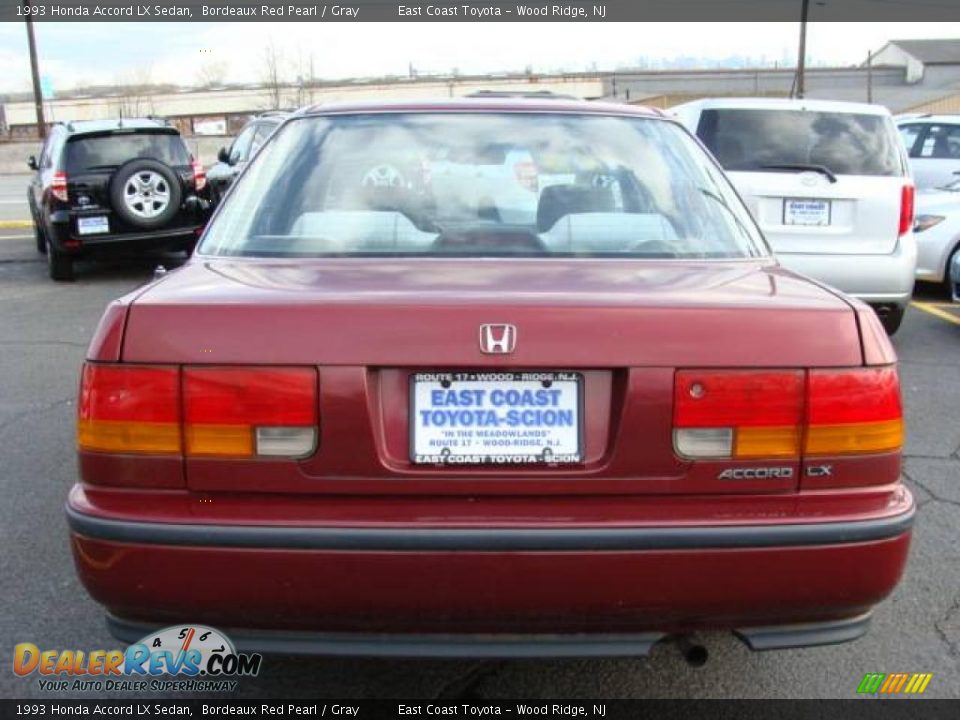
(1, 21, 959, 95)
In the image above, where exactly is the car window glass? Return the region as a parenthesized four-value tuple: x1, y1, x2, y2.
(920, 127, 940, 157)
(924, 124, 960, 159)
(897, 124, 923, 157)
(64, 131, 189, 173)
(39, 129, 57, 169)
(697, 108, 903, 176)
(250, 123, 275, 157)
(229, 126, 257, 164)
(201, 113, 768, 260)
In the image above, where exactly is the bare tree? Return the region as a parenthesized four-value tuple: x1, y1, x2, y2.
(261, 42, 286, 110)
(196, 60, 228, 89)
(111, 66, 155, 118)
(293, 50, 317, 107)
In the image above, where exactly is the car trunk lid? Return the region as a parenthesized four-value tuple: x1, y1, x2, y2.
(124, 258, 859, 367)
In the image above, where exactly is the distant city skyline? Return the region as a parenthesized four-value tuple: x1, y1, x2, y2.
(1, 21, 958, 96)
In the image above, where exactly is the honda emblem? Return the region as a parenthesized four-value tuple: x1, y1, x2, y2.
(479, 324, 517, 354)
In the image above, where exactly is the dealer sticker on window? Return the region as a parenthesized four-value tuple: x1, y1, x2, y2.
(411, 371, 583, 464)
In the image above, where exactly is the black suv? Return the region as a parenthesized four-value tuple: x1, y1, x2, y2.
(206, 111, 289, 205)
(27, 118, 211, 281)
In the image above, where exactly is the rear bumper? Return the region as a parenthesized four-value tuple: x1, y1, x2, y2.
(66, 501, 915, 551)
(50, 225, 201, 254)
(777, 235, 917, 308)
(66, 489, 914, 654)
(105, 612, 875, 658)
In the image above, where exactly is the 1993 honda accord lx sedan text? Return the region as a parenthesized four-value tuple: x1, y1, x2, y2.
(66, 99, 914, 658)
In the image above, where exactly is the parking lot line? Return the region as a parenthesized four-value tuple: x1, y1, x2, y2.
(0, 220, 32, 229)
(911, 301, 960, 326)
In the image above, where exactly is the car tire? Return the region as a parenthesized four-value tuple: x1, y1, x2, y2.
(34, 216, 47, 255)
(945, 245, 959, 298)
(47, 244, 74, 282)
(109, 159, 182, 230)
(880, 306, 904, 336)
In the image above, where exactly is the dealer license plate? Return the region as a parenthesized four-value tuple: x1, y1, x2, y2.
(411, 371, 583, 465)
(783, 198, 831, 226)
(77, 216, 109, 235)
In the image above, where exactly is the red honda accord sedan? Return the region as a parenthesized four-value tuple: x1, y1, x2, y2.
(67, 98, 913, 658)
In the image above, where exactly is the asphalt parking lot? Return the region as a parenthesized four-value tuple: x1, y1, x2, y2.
(1, 171, 958, 699)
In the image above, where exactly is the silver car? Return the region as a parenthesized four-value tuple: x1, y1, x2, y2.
(896, 115, 960, 191)
(674, 98, 917, 335)
(913, 178, 960, 294)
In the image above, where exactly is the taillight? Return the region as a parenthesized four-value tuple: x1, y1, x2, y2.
(51, 172, 68, 202)
(77, 365, 181, 454)
(77, 364, 318, 459)
(806, 367, 902, 456)
(674, 371, 803, 459)
(183, 367, 317, 458)
(191, 158, 207, 191)
(899, 183, 915, 237)
(513, 160, 539, 193)
(674, 366, 902, 460)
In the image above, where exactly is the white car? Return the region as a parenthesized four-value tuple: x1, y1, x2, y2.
(896, 115, 960, 191)
(674, 98, 917, 334)
(914, 178, 960, 292)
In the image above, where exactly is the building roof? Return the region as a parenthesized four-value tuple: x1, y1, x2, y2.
(888, 39, 960, 65)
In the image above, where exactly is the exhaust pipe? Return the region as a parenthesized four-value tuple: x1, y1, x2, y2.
(672, 635, 709, 667)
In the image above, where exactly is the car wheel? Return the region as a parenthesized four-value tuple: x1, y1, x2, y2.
(880, 306, 904, 336)
(34, 217, 47, 255)
(109, 158, 182, 230)
(945, 245, 959, 298)
(47, 244, 74, 282)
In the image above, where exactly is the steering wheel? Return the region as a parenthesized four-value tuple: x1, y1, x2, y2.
(362, 164, 405, 188)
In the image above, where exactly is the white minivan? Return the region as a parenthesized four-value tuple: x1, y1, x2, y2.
(673, 98, 916, 334)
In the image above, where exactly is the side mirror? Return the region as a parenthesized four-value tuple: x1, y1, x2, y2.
(218, 147, 230, 164)
(27, 155, 38, 171)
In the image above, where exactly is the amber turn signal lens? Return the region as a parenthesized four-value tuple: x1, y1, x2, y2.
(805, 419, 904, 456)
(77, 364, 181, 455)
(735, 426, 802, 459)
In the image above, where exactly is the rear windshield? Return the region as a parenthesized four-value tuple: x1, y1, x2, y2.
(200, 113, 767, 260)
(65, 131, 190, 173)
(696, 108, 904, 177)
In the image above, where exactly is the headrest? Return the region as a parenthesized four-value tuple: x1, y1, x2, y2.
(536, 184, 615, 231)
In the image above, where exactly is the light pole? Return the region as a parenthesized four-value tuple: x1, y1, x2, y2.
(796, 0, 810, 99)
(24, 0, 46, 139)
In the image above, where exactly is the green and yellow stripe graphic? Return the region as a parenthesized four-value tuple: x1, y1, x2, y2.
(857, 672, 933, 695)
